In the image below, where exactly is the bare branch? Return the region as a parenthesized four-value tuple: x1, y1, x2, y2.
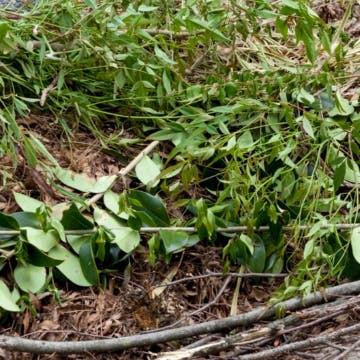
(238, 323, 360, 360)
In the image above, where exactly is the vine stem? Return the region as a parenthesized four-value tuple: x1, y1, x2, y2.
(0, 223, 359, 236)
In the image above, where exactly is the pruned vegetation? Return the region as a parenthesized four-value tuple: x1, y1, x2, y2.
(0, 0, 360, 358)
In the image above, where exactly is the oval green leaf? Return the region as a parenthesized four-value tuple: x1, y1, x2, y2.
(61, 203, 94, 230)
(129, 190, 170, 226)
(49, 245, 92, 286)
(14, 263, 46, 293)
(135, 155, 161, 187)
(24, 228, 58, 252)
(0, 280, 20, 312)
(94, 208, 140, 253)
(10, 212, 40, 228)
(54, 167, 116, 193)
(25, 243, 63, 267)
(13, 192, 44, 212)
(159, 230, 199, 254)
(351, 227, 360, 264)
(79, 241, 99, 286)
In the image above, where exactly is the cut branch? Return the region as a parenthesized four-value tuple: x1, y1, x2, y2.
(40, 73, 59, 106)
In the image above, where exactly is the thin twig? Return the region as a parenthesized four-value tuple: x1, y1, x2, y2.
(152, 271, 288, 289)
(322, 341, 347, 351)
(278, 310, 349, 336)
(40, 73, 59, 106)
(332, 338, 360, 360)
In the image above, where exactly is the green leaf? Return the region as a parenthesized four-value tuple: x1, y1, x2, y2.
(10, 212, 40, 228)
(319, 28, 331, 54)
(0, 212, 20, 242)
(0, 212, 19, 230)
(223, 237, 248, 264)
(67, 235, 92, 254)
(281, 0, 299, 10)
(129, 190, 170, 227)
(83, 0, 97, 9)
(51, 182, 89, 209)
(49, 245, 92, 286)
(14, 263, 46, 293)
(104, 190, 120, 214)
(225, 136, 237, 151)
(333, 160, 346, 192)
(23, 136, 38, 168)
(304, 37, 316, 64)
(247, 240, 266, 272)
(186, 18, 228, 42)
(239, 234, 254, 255)
(25, 243, 63, 267)
(344, 159, 360, 183)
(308, 219, 328, 238)
(0, 280, 20, 312)
(24, 228, 58, 252)
(301, 116, 315, 139)
(0, 22, 9, 41)
(351, 227, 360, 264)
(329, 91, 354, 116)
(281, 171, 296, 200)
(79, 240, 99, 286)
(61, 203, 94, 230)
(296, 88, 315, 104)
(94, 208, 140, 253)
(104, 190, 129, 220)
(275, 17, 288, 39)
(303, 239, 315, 259)
(54, 167, 116, 193)
(154, 46, 177, 65)
(295, 20, 316, 63)
(13, 192, 43, 212)
(49, 216, 66, 242)
(159, 230, 199, 254)
(237, 131, 254, 150)
(159, 162, 184, 179)
(162, 70, 172, 95)
(135, 155, 161, 187)
(29, 134, 59, 167)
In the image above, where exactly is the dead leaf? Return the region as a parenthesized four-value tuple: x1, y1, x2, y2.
(39, 319, 60, 330)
